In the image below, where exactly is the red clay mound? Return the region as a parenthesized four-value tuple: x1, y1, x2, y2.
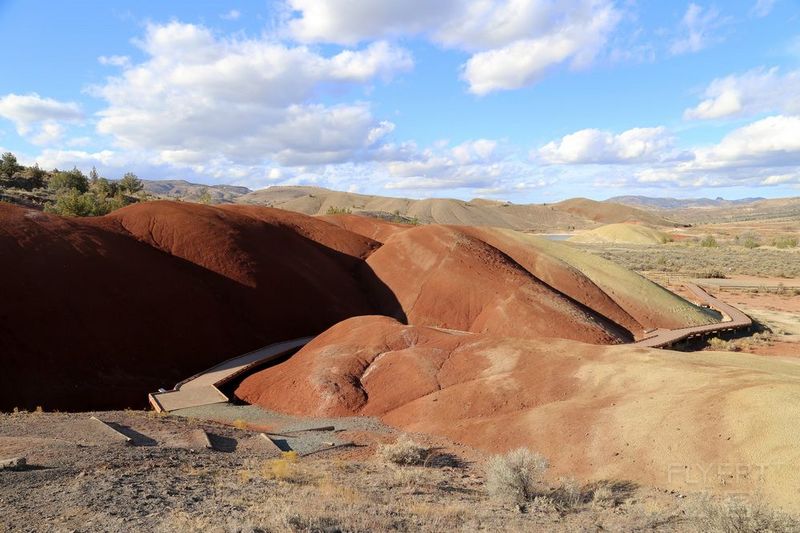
(0, 202, 393, 410)
(1, 200, 711, 411)
(365, 224, 632, 344)
(236, 315, 800, 510)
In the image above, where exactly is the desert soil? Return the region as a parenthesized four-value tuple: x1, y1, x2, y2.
(0, 410, 777, 533)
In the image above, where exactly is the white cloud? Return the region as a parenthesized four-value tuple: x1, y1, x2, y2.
(221, 9, 241, 21)
(0, 93, 82, 143)
(286, 0, 457, 44)
(625, 115, 800, 188)
(691, 114, 800, 169)
(684, 67, 800, 120)
(286, 0, 621, 94)
(538, 126, 674, 164)
(30, 122, 66, 146)
(670, 3, 725, 55)
(92, 22, 412, 168)
(750, 0, 776, 18)
(382, 138, 536, 192)
(98, 55, 131, 68)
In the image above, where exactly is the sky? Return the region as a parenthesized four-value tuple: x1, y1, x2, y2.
(0, 0, 799, 202)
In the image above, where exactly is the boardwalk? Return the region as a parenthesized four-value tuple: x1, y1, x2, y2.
(148, 337, 313, 412)
(148, 285, 751, 411)
(634, 283, 752, 348)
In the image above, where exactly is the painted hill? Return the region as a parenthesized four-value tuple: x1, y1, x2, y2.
(0, 201, 387, 410)
(235, 315, 800, 511)
(568, 223, 672, 244)
(0, 202, 713, 411)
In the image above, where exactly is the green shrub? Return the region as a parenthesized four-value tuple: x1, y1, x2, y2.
(771, 235, 798, 249)
(325, 206, 352, 215)
(118, 172, 143, 194)
(45, 190, 101, 216)
(735, 231, 761, 249)
(699, 235, 718, 248)
(48, 169, 89, 193)
(45, 189, 130, 216)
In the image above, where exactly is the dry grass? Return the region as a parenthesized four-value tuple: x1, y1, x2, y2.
(485, 448, 549, 505)
(706, 331, 773, 352)
(688, 496, 800, 532)
(377, 436, 430, 466)
(577, 242, 800, 278)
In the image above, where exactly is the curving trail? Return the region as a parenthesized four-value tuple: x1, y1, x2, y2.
(148, 337, 313, 412)
(634, 283, 752, 348)
(149, 284, 751, 411)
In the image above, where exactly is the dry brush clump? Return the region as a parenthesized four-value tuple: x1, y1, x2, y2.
(485, 448, 549, 506)
(377, 436, 430, 466)
(705, 331, 773, 352)
(689, 496, 800, 533)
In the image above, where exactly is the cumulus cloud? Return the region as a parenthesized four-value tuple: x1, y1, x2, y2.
(621, 115, 800, 188)
(684, 67, 800, 120)
(382, 138, 536, 192)
(670, 3, 725, 55)
(461, 2, 621, 94)
(0, 93, 82, 144)
(285, 0, 621, 94)
(537, 126, 674, 164)
(92, 22, 412, 168)
(691, 114, 800, 169)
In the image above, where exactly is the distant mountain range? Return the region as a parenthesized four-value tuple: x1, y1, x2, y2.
(607, 195, 767, 209)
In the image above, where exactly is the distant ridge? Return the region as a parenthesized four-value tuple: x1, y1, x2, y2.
(142, 180, 251, 203)
(141, 181, 677, 232)
(608, 195, 766, 209)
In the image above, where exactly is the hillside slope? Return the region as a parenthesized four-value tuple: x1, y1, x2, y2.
(0, 202, 713, 410)
(568, 223, 672, 244)
(236, 315, 800, 511)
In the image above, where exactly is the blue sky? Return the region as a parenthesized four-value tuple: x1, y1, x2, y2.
(1, 0, 799, 201)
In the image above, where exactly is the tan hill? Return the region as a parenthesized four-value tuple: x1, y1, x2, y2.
(236, 315, 800, 511)
(553, 197, 679, 227)
(142, 179, 251, 203)
(236, 186, 592, 232)
(568, 223, 672, 244)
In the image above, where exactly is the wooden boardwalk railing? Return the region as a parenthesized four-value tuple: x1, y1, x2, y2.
(634, 284, 752, 348)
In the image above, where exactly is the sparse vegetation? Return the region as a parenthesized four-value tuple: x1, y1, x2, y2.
(771, 234, 798, 249)
(325, 206, 352, 215)
(485, 448, 549, 505)
(577, 242, 800, 278)
(735, 231, 762, 249)
(0, 151, 145, 216)
(706, 331, 773, 353)
(378, 436, 430, 466)
(690, 496, 800, 533)
(700, 235, 719, 248)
